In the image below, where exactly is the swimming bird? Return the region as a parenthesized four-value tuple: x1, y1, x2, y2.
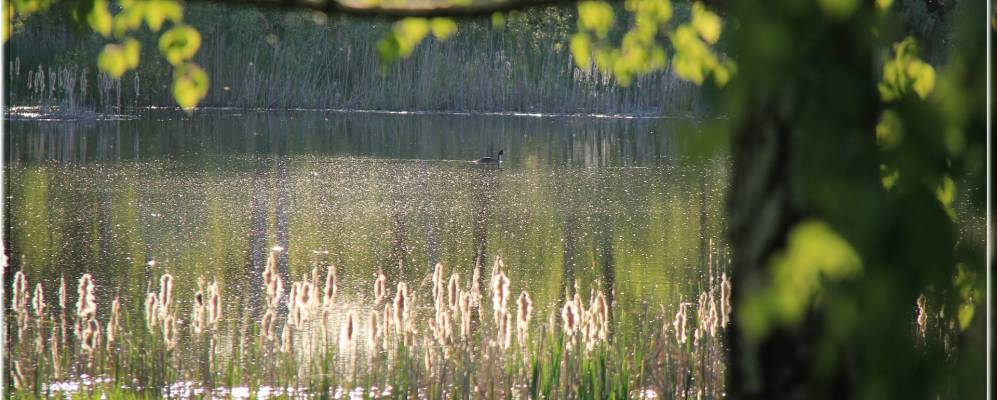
(473, 150, 503, 165)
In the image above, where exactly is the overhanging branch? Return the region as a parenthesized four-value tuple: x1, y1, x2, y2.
(184, 0, 579, 19)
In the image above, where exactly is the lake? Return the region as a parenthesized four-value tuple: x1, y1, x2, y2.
(4, 109, 731, 398)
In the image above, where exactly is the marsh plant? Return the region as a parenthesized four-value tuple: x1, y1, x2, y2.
(6, 251, 734, 399)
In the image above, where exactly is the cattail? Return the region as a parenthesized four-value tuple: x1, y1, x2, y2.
(298, 280, 313, 323)
(368, 310, 380, 348)
(517, 291, 532, 345)
(32, 282, 45, 317)
(707, 289, 718, 337)
(76, 274, 96, 320)
(916, 294, 928, 337)
(423, 336, 436, 371)
(192, 281, 206, 334)
(264, 249, 284, 309)
(459, 291, 472, 340)
(393, 282, 410, 334)
(12, 361, 25, 390)
(106, 296, 120, 349)
(58, 275, 66, 310)
(280, 324, 293, 353)
(144, 293, 160, 330)
(82, 318, 102, 353)
(345, 311, 355, 343)
(561, 299, 579, 338)
(432, 263, 444, 304)
(696, 291, 713, 342)
(309, 267, 320, 309)
(163, 314, 177, 350)
(158, 273, 173, 319)
(382, 304, 392, 346)
(496, 311, 512, 350)
(323, 264, 337, 308)
(673, 303, 689, 345)
(591, 292, 609, 342)
(491, 271, 510, 324)
(288, 282, 302, 327)
(261, 309, 275, 341)
(207, 281, 221, 327)
(11, 271, 28, 313)
(374, 271, 387, 305)
(720, 273, 732, 326)
(447, 273, 460, 311)
(471, 261, 482, 307)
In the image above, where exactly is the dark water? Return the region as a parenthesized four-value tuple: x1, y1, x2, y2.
(4, 109, 728, 324)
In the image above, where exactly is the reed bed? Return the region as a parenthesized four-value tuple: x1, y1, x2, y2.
(5, 5, 708, 116)
(6, 250, 732, 399)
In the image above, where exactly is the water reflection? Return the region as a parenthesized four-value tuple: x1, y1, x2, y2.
(5, 110, 727, 325)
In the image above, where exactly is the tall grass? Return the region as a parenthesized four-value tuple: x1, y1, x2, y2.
(6, 250, 732, 399)
(5, 4, 707, 116)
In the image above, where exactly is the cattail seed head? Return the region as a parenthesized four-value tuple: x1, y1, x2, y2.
(106, 297, 120, 349)
(491, 271, 510, 324)
(144, 293, 159, 330)
(432, 263, 444, 304)
(280, 324, 293, 353)
(720, 273, 732, 326)
(673, 303, 689, 345)
(471, 262, 482, 307)
(459, 291, 471, 340)
(496, 311, 512, 350)
(163, 314, 177, 350)
(517, 291, 532, 345)
(11, 271, 28, 313)
(207, 281, 221, 327)
(158, 273, 173, 319)
(81, 318, 101, 353)
(32, 282, 45, 317)
(374, 271, 387, 305)
(76, 274, 96, 320)
(562, 299, 579, 338)
(345, 311, 355, 343)
(323, 265, 337, 308)
(393, 282, 410, 334)
(368, 310, 380, 348)
(261, 309, 275, 341)
(447, 273, 460, 311)
(58, 275, 66, 310)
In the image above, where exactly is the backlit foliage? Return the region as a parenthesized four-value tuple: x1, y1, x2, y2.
(571, 0, 733, 86)
(6, 0, 208, 110)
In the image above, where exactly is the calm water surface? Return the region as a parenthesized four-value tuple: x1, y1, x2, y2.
(4, 109, 728, 333)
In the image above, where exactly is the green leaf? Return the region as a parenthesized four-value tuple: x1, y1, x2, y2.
(87, 0, 113, 37)
(875, 109, 903, 150)
(144, 0, 184, 32)
(739, 220, 862, 340)
(690, 2, 721, 44)
(172, 62, 209, 110)
(97, 43, 128, 78)
(159, 25, 201, 65)
(879, 37, 935, 101)
(491, 12, 505, 29)
(570, 33, 592, 67)
(430, 18, 457, 40)
(393, 18, 430, 57)
(97, 37, 141, 78)
(818, 0, 859, 19)
(123, 37, 141, 69)
(578, 1, 614, 39)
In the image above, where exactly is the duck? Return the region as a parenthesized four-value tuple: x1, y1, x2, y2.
(473, 150, 503, 165)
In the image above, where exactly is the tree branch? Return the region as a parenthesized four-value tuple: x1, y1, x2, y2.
(184, 0, 580, 19)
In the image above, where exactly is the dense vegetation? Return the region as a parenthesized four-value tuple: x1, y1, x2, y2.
(5, 3, 703, 115)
